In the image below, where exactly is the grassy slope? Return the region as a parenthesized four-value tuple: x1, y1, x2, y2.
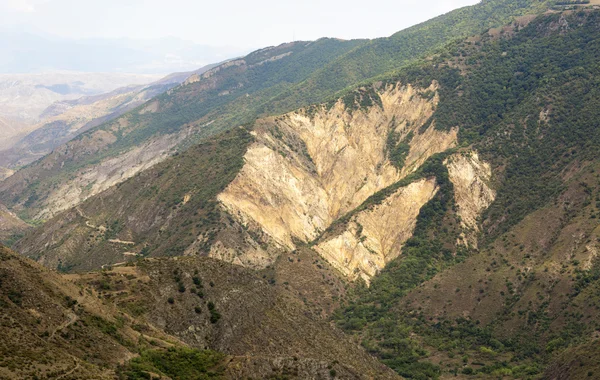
(0, 245, 182, 379)
(71, 251, 399, 379)
(0, 243, 398, 379)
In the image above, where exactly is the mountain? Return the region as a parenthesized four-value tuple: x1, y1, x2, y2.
(0, 116, 31, 151)
(0, 38, 366, 221)
(0, 203, 28, 244)
(330, 7, 600, 378)
(0, 244, 171, 379)
(6, 1, 600, 379)
(0, 71, 161, 124)
(0, 0, 555, 224)
(12, 83, 459, 275)
(0, 244, 397, 379)
(0, 64, 218, 171)
(11, 3, 600, 379)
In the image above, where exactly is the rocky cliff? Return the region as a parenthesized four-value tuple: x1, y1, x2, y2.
(218, 82, 458, 276)
(315, 178, 439, 282)
(445, 151, 496, 247)
(11, 81, 499, 285)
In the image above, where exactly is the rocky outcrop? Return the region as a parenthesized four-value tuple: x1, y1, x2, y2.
(315, 178, 438, 282)
(444, 151, 495, 247)
(218, 82, 458, 275)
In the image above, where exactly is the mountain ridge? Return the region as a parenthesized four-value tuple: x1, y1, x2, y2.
(5, 1, 600, 379)
(0, 0, 553, 225)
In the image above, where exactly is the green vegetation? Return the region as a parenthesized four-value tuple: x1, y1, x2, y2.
(333, 155, 465, 379)
(334, 9, 600, 379)
(8, 2, 600, 379)
(263, 0, 552, 115)
(18, 127, 255, 271)
(207, 301, 221, 324)
(387, 131, 413, 169)
(117, 347, 225, 379)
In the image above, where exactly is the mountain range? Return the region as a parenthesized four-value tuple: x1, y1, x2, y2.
(2, 0, 600, 379)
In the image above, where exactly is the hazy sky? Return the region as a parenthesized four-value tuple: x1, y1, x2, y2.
(0, 0, 480, 48)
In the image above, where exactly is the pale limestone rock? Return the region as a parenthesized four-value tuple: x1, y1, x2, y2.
(314, 178, 438, 283)
(218, 82, 458, 276)
(444, 151, 496, 247)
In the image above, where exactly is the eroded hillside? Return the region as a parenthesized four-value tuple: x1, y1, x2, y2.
(445, 152, 496, 247)
(12, 82, 488, 286)
(0, 0, 551, 223)
(8, 4, 600, 380)
(333, 9, 600, 378)
(0, 39, 364, 221)
(220, 82, 456, 248)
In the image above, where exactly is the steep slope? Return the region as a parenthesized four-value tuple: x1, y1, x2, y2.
(314, 178, 439, 282)
(0, 0, 552, 223)
(14, 127, 255, 272)
(445, 151, 496, 247)
(13, 81, 466, 279)
(0, 39, 365, 221)
(219, 82, 456, 251)
(333, 8, 600, 378)
(544, 338, 600, 380)
(0, 243, 397, 379)
(74, 253, 399, 379)
(10, 3, 600, 379)
(0, 244, 397, 379)
(0, 65, 217, 170)
(0, 245, 173, 379)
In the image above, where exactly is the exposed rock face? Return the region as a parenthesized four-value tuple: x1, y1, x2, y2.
(218, 82, 458, 275)
(445, 152, 495, 247)
(315, 178, 438, 282)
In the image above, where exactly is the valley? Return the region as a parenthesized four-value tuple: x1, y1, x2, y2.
(2, 1, 600, 379)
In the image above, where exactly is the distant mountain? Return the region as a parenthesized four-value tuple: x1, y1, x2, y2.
(0, 38, 366, 221)
(0, 115, 30, 151)
(0, 64, 218, 171)
(0, 71, 161, 122)
(0, 30, 248, 74)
